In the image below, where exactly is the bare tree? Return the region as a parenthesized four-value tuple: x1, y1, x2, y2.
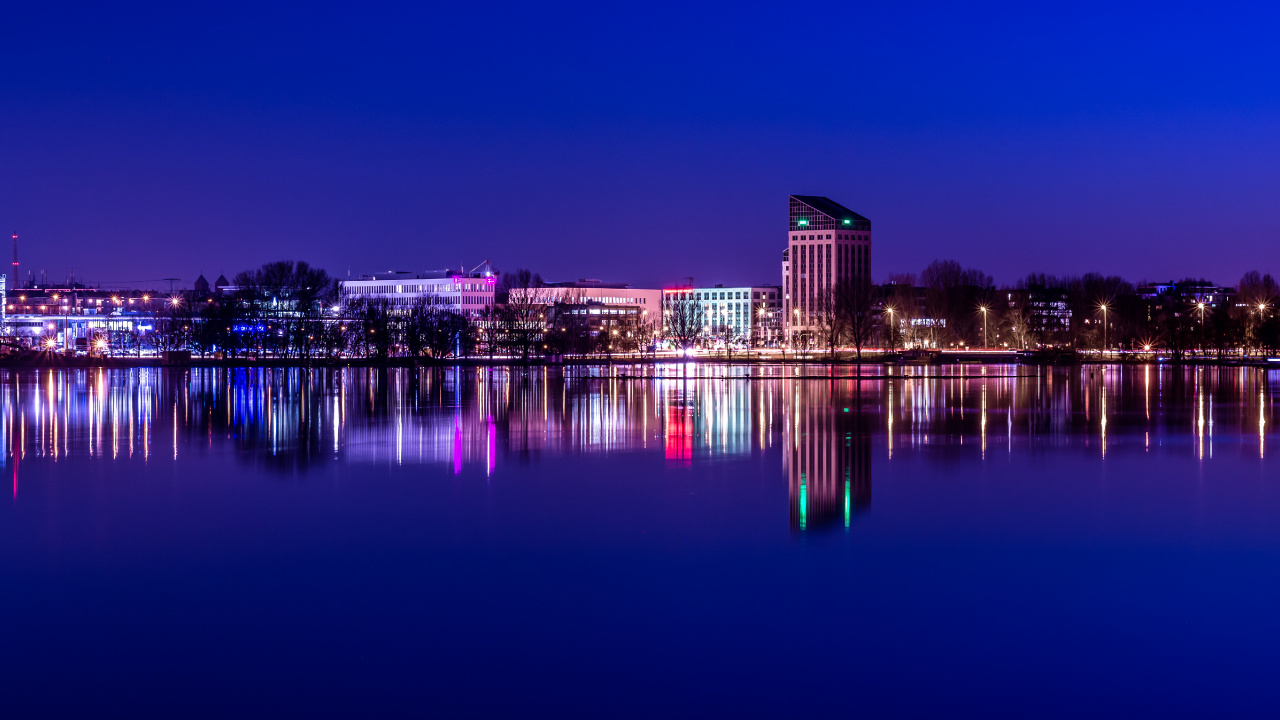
(498, 269, 545, 361)
(152, 300, 194, 353)
(663, 291, 706, 352)
(812, 287, 847, 359)
(836, 278, 875, 362)
(403, 297, 473, 360)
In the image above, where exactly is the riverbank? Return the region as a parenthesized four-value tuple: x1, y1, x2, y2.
(0, 351, 1275, 369)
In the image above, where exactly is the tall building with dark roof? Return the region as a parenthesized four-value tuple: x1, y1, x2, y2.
(782, 195, 871, 344)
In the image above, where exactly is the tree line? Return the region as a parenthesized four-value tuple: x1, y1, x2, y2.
(78, 257, 1280, 361)
(142, 261, 657, 361)
(874, 260, 1280, 357)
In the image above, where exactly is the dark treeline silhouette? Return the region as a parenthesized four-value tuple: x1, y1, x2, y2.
(147, 262, 655, 361)
(121, 258, 1280, 362)
(870, 260, 1280, 358)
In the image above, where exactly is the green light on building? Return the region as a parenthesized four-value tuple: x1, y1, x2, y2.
(843, 218, 851, 225)
(797, 219, 809, 226)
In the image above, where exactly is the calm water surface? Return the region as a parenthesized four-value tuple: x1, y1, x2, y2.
(2, 364, 1278, 717)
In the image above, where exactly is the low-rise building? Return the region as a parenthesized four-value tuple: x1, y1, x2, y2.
(4, 283, 164, 350)
(663, 284, 782, 346)
(340, 266, 498, 315)
(512, 280, 662, 334)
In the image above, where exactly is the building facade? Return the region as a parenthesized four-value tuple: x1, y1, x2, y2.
(782, 195, 871, 345)
(4, 285, 162, 350)
(340, 267, 498, 315)
(512, 281, 662, 334)
(663, 284, 782, 346)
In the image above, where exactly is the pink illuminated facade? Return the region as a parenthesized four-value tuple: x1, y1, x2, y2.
(782, 195, 871, 344)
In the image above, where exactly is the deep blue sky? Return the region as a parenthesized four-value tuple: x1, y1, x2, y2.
(3, 1, 1280, 289)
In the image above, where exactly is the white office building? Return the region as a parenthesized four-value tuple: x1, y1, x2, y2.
(340, 266, 498, 315)
(664, 284, 782, 346)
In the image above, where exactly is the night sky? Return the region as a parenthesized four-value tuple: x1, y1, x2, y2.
(3, 2, 1280, 290)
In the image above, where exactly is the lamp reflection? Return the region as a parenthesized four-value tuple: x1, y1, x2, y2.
(0, 365, 1271, 514)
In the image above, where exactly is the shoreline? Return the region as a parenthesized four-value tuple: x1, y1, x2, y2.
(0, 353, 1274, 369)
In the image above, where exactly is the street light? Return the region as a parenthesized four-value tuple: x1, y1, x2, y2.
(791, 308, 800, 351)
(885, 307, 896, 351)
(1197, 302, 1206, 357)
(1099, 303, 1109, 359)
(978, 305, 988, 349)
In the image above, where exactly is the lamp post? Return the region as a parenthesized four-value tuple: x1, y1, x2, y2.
(979, 305, 988, 349)
(886, 307, 896, 352)
(792, 308, 800, 353)
(1257, 303, 1269, 357)
(1197, 302, 1206, 357)
(1099, 303, 1109, 359)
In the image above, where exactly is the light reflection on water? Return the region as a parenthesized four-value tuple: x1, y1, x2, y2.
(5, 363, 1280, 717)
(4, 363, 1276, 524)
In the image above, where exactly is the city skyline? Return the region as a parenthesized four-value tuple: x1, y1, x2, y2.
(5, 4, 1280, 287)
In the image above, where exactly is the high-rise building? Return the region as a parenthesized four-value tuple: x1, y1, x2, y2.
(782, 195, 871, 345)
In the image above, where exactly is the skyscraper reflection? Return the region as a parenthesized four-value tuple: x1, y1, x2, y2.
(785, 378, 871, 532)
(0, 365, 1272, 515)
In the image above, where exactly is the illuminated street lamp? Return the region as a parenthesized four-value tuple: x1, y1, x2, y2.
(978, 305, 989, 349)
(1197, 302, 1206, 356)
(791, 308, 800, 351)
(1099, 303, 1110, 358)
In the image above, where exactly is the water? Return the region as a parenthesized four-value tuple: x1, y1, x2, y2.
(1, 364, 1278, 717)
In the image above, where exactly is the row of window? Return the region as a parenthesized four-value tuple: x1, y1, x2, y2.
(792, 233, 869, 242)
(347, 283, 489, 294)
(567, 308, 639, 315)
(693, 290, 778, 301)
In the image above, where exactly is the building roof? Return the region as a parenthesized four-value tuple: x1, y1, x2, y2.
(546, 280, 629, 289)
(789, 195, 870, 231)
